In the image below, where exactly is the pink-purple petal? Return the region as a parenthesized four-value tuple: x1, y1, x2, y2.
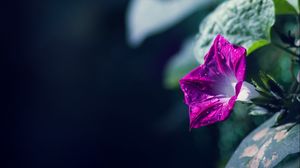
(179, 34, 246, 128)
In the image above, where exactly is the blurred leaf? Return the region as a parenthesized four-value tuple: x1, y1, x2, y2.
(126, 0, 214, 47)
(273, 0, 299, 14)
(163, 38, 198, 89)
(194, 0, 275, 62)
(226, 113, 300, 168)
(249, 106, 269, 116)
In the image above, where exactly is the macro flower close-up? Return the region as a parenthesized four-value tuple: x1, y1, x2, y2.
(179, 34, 247, 128)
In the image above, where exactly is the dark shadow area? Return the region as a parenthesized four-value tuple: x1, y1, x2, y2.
(4, 1, 219, 168)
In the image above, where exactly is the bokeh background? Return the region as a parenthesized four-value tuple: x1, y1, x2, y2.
(5, 0, 296, 168)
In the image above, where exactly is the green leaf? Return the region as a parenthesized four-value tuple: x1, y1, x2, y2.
(226, 113, 300, 168)
(247, 40, 270, 55)
(126, 0, 215, 47)
(259, 72, 285, 99)
(252, 79, 274, 98)
(287, 0, 300, 13)
(194, 0, 275, 62)
(163, 38, 199, 89)
(273, 0, 299, 14)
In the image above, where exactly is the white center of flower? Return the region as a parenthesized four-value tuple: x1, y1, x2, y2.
(218, 77, 258, 102)
(220, 76, 237, 98)
(236, 82, 259, 102)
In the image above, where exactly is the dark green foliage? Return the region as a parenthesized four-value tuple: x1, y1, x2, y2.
(259, 72, 285, 99)
(250, 73, 287, 115)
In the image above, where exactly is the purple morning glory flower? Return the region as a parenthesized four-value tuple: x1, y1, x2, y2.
(179, 34, 248, 128)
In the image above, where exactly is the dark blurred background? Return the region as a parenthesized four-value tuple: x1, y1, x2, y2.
(8, 0, 290, 167)
(4, 1, 221, 168)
